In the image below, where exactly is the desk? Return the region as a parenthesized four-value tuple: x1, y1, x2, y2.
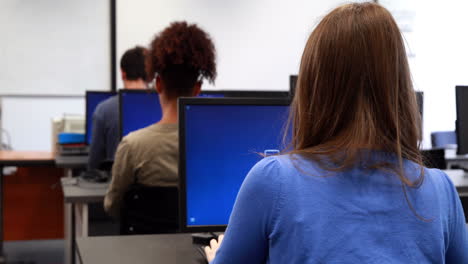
(55, 155, 88, 169)
(0, 151, 56, 264)
(76, 226, 468, 264)
(74, 224, 468, 263)
(445, 150, 468, 169)
(76, 234, 205, 264)
(444, 170, 468, 196)
(55, 155, 88, 177)
(74, 172, 468, 264)
(61, 177, 107, 264)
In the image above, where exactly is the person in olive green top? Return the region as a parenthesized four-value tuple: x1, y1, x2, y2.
(104, 21, 217, 217)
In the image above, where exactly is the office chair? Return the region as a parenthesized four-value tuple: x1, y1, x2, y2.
(431, 131, 457, 148)
(99, 159, 114, 172)
(120, 184, 179, 235)
(421, 148, 447, 170)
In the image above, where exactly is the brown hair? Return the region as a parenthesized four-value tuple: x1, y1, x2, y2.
(289, 3, 424, 197)
(146, 21, 216, 98)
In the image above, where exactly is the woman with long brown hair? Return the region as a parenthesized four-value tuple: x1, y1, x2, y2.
(205, 3, 467, 263)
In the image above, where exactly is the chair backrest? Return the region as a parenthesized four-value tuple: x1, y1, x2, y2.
(99, 160, 114, 172)
(431, 131, 457, 148)
(421, 148, 446, 170)
(120, 184, 179, 235)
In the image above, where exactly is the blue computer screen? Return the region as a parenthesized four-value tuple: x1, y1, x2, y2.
(120, 91, 162, 137)
(120, 92, 224, 137)
(198, 92, 225, 98)
(184, 104, 290, 226)
(86, 92, 115, 144)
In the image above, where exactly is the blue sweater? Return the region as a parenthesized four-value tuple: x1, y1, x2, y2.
(88, 95, 120, 169)
(212, 155, 468, 263)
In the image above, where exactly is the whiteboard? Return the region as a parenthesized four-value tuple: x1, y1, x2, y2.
(117, 0, 345, 91)
(0, 0, 110, 95)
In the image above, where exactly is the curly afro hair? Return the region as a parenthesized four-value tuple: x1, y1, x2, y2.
(146, 21, 217, 97)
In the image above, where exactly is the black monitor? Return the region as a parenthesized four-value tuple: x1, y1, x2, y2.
(85, 91, 116, 145)
(416, 91, 423, 118)
(290, 75, 298, 97)
(196, 90, 291, 99)
(119, 89, 162, 139)
(197, 91, 226, 98)
(119, 90, 227, 139)
(456, 86, 468, 155)
(179, 97, 291, 232)
(416, 91, 424, 137)
(222, 90, 290, 98)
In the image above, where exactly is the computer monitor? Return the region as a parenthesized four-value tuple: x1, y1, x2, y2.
(416, 91, 423, 118)
(119, 89, 162, 139)
(119, 90, 226, 138)
(198, 91, 226, 98)
(85, 91, 116, 145)
(416, 91, 424, 137)
(201, 90, 292, 98)
(223, 90, 290, 98)
(456, 86, 468, 154)
(290, 75, 298, 97)
(179, 97, 291, 232)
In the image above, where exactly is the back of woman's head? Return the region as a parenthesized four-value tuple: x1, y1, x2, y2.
(291, 3, 422, 186)
(146, 21, 217, 98)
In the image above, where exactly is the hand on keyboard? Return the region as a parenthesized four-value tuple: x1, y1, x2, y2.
(204, 234, 224, 263)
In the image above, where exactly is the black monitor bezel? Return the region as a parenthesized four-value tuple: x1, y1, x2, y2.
(198, 90, 227, 97)
(415, 91, 424, 141)
(416, 91, 423, 118)
(178, 97, 291, 233)
(85, 90, 116, 145)
(290, 75, 298, 97)
(222, 90, 290, 98)
(456, 86, 468, 155)
(200, 90, 291, 98)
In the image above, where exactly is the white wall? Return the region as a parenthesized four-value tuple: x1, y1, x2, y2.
(2, 1, 466, 151)
(382, 0, 468, 147)
(0, 0, 110, 95)
(0, 0, 110, 151)
(118, 0, 468, 148)
(1, 97, 84, 151)
(410, 0, 468, 147)
(117, 0, 346, 90)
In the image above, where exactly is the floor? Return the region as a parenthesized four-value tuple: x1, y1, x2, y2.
(3, 239, 64, 264)
(2, 216, 119, 264)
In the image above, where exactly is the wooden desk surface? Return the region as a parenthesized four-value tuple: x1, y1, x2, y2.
(0, 151, 54, 161)
(0, 151, 55, 166)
